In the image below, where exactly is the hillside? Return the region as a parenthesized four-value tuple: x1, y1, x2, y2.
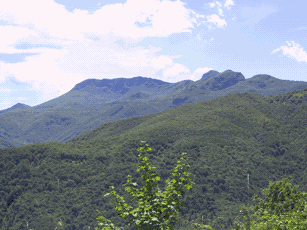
(0, 87, 306, 229)
(1, 69, 306, 150)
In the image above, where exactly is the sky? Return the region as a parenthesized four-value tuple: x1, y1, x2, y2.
(0, 0, 306, 111)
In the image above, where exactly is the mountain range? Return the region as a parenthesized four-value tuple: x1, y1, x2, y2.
(1, 69, 306, 148)
(0, 68, 307, 229)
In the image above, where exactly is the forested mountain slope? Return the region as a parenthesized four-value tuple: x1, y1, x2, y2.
(0, 88, 306, 229)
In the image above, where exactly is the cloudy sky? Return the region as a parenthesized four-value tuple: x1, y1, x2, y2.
(0, 0, 306, 110)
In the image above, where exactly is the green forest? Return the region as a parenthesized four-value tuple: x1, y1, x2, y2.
(0, 88, 307, 229)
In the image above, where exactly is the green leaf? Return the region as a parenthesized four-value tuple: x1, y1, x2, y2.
(95, 141, 212, 230)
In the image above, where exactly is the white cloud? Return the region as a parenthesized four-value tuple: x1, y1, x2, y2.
(0, 26, 40, 54)
(0, 0, 236, 109)
(271, 41, 307, 62)
(216, 1, 222, 7)
(218, 8, 224, 16)
(193, 12, 205, 18)
(162, 65, 214, 82)
(189, 67, 214, 81)
(209, 2, 216, 8)
(0, 0, 211, 102)
(205, 0, 235, 28)
(195, 34, 214, 42)
(209, 1, 222, 8)
(206, 14, 227, 29)
(224, 0, 234, 10)
(163, 63, 190, 77)
(89, 0, 199, 39)
(150, 54, 175, 69)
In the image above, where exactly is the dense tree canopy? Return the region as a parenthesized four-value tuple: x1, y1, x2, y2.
(0, 89, 306, 229)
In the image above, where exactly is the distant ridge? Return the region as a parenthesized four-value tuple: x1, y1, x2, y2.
(0, 69, 307, 149)
(199, 70, 219, 81)
(0, 103, 32, 114)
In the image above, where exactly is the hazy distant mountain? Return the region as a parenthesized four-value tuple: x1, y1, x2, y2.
(0, 103, 32, 114)
(0, 69, 306, 148)
(200, 70, 219, 80)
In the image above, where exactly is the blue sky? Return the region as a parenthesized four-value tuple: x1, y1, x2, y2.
(0, 0, 306, 110)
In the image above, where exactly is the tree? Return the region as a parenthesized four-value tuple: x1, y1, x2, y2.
(240, 209, 307, 229)
(232, 176, 307, 229)
(95, 140, 212, 230)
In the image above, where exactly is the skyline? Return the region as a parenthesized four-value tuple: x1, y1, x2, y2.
(0, 0, 306, 110)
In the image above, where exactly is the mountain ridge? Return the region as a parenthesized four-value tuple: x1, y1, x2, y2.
(0, 69, 306, 148)
(1, 69, 304, 112)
